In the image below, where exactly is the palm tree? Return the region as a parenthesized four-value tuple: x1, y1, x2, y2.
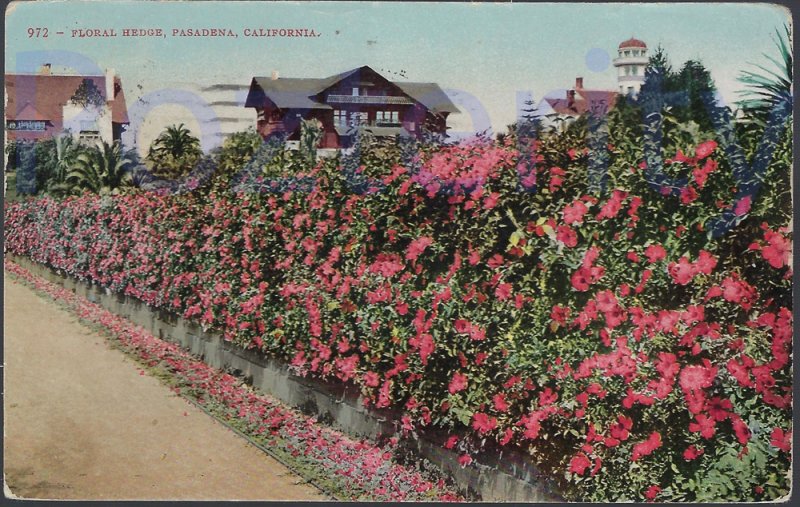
(146, 123, 202, 179)
(46, 135, 81, 198)
(151, 123, 201, 159)
(67, 141, 133, 195)
(736, 24, 792, 121)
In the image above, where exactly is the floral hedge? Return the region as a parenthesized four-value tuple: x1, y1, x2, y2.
(4, 260, 461, 502)
(4, 130, 792, 501)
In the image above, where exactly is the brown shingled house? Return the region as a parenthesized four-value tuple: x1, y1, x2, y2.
(244, 65, 458, 148)
(4, 67, 129, 144)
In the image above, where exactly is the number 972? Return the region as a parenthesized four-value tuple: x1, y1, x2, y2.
(27, 27, 48, 38)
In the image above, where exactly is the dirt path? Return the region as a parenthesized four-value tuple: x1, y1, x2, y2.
(3, 273, 326, 501)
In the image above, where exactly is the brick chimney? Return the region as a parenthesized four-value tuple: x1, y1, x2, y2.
(575, 77, 584, 89)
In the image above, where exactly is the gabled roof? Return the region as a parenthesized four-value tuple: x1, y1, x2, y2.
(246, 66, 458, 115)
(247, 77, 334, 109)
(545, 88, 619, 117)
(12, 102, 50, 121)
(394, 82, 459, 114)
(4, 73, 130, 124)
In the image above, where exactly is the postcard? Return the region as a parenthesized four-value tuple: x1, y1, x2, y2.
(4, 1, 794, 503)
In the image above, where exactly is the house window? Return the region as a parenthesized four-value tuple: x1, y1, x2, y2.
(6, 120, 46, 132)
(79, 130, 101, 141)
(334, 110, 347, 127)
(352, 87, 359, 96)
(351, 111, 368, 125)
(375, 111, 399, 125)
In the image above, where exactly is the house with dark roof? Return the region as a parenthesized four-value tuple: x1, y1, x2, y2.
(4, 66, 129, 144)
(244, 65, 458, 148)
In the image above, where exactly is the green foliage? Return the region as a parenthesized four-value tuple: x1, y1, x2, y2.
(69, 78, 105, 108)
(146, 123, 202, 179)
(66, 141, 134, 195)
(643, 46, 718, 132)
(300, 118, 323, 166)
(210, 128, 263, 189)
(737, 24, 792, 122)
(9, 141, 38, 195)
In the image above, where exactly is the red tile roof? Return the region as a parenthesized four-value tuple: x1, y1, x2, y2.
(4, 74, 130, 128)
(12, 102, 49, 121)
(545, 88, 619, 117)
(619, 37, 647, 48)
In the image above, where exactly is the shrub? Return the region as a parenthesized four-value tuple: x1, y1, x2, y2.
(4, 114, 791, 501)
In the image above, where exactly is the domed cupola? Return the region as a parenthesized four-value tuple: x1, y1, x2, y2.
(614, 37, 648, 95)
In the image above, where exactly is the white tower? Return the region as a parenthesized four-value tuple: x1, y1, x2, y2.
(613, 37, 648, 96)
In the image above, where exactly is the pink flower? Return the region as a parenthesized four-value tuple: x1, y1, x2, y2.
(569, 452, 592, 475)
(706, 397, 732, 421)
(609, 415, 633, 441)
(471, 412, 497, 434)
(406, 236, 434, 262)
(458, 454, 473, 467)
(645, 244, 666, 263)
(448, 372, 468, 394)
(683, 445, 704, 461)
(596, 190, 627, 220)
(770, 427, 791, 452)
(644, 485, 661, 502)
(734, 195, 752, 216)
(519, 413, 542, 439)
(689, 414, 716, 439)
(631, 432, 662, 461)
(679, 363, 717, 392)
(762, 229, 791, 269)
(730, 414, 751, 445)
(694, 250, 717, 275)
(668, 257, 696, 285)
(493, 393, 509, 412)
(483, 192, 501, 210)
(563, 200, 588, 225)
(495, 283, 512, 300)
(556, 225, 578, 247)
(695, 140, 717, 159)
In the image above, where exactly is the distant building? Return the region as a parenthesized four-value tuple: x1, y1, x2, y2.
(544, 77, 619, 120)
(244, 65, 458, 149)
(614, 37, 648, 95)
(542, 37, 648, 125)
(4, 65, 129, 145)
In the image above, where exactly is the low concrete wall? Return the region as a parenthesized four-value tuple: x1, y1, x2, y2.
(8, 255, 563, 502)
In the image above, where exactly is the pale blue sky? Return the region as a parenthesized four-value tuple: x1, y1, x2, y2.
(5, 1, 792, 150)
